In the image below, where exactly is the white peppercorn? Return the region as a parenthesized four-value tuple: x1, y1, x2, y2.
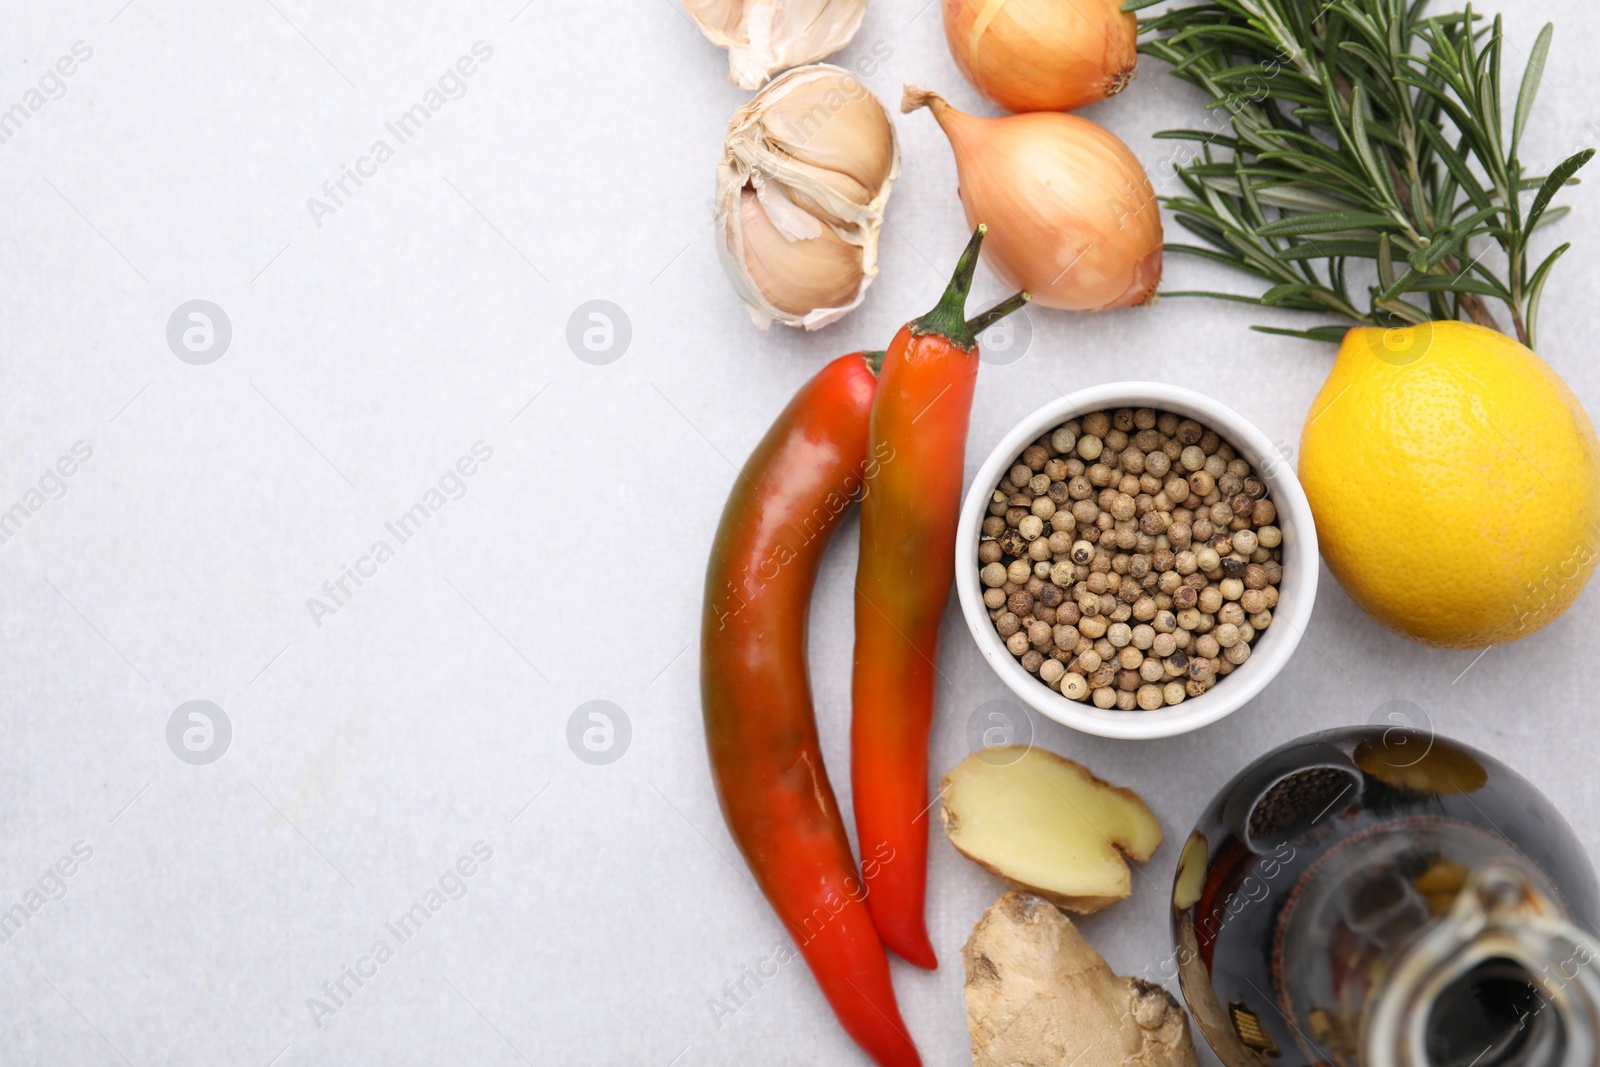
(981, 407, 1284, 713)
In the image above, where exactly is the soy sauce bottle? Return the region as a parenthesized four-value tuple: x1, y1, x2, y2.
(1172, 726, 1600, 1066)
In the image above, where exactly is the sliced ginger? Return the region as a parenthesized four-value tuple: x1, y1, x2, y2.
(942, 746, 1162, 913)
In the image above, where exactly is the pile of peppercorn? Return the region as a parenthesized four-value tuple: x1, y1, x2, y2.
(978, 408, 1284, 712)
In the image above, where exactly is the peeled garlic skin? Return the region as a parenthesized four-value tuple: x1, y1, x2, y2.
(911, 89, 1161, 311)
(943, 0, 1137, 113)
(685, 0, 867, 89)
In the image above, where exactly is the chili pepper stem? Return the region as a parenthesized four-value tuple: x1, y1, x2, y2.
(909, 224, 986, 348)
(965, 291, 1030, 335)
(862, 350, 886, 376)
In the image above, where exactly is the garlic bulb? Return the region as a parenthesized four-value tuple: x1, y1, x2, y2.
(685, 0, 867, 90)
(715, 65, 899, 330)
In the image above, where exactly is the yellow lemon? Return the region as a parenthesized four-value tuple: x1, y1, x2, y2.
(1298, 321, 1600, 648)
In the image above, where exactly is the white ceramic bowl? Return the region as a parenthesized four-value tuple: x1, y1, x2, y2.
(956, 382, 1318, 740)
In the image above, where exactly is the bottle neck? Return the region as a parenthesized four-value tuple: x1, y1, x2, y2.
(1366, 860, 1600, 1067)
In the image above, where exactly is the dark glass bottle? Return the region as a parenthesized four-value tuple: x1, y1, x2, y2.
(1173, 726, 1600, 1067)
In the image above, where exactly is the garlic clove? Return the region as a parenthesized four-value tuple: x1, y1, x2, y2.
(684, 0, 867, 90)
(757, 72, 896, 194)
(737, 187, 865, 316)
(775, 157, 873, 228)
(715, 64, 899, 330)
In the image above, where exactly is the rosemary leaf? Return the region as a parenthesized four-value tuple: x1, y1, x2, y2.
(1137, 0, 1590, 345)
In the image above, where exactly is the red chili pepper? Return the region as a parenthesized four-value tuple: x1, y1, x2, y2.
(851, 226, 1026, 969)
(701, 351, 921, 1067)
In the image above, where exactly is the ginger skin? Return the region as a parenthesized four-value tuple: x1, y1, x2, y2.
(963, 892, 1198, 1067)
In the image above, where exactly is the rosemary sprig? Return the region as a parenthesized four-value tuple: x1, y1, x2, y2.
(1125, 0, 1592, 349)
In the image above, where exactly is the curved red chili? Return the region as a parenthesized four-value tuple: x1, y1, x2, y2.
(851, 227, 1023, 969)
(701, 352, 921, 1067)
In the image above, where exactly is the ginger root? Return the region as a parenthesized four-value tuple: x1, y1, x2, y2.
(964, 891, 1198, 1067)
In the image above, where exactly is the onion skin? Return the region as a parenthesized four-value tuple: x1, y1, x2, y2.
(943, 0, 1137, 113)
(905, 87, 1161, 311)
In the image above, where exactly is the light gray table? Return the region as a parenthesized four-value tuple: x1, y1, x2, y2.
(2, 1, 1597, 1063)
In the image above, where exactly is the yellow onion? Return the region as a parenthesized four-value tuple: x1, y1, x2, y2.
(944, 0, 1137, 113)
(904, 86, 1161, 311)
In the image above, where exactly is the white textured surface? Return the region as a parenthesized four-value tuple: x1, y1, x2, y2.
(1, 1, 1597, 1064)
